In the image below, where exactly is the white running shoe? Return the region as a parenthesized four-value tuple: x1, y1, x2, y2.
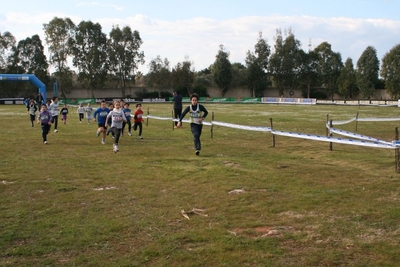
(139, 136, 143, 139)
(101, 139, 106, 145)
(113, 144, 119, 153)
(54, 129, 58, 133)
(44, 141, 48, 144)
(128, 132, 132, 136)
(96, 130, 100, 137)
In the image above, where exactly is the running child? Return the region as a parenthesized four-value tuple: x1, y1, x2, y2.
(122, 102, 132, 136)
(85, 102, 93, 124)
(106, 102, 115, 138)
(45, 99, 51, 109)
(60, 104, 69, 124)
(49, 96, 60, 133)
(133, 103, 144, 139)
(93, 100, 110, 145)
(37, 104, 52, 144)
(77, 103, 84, 123)
(27, 99, 37, 127)
(105, 100, 127, 153)
(177, 93, 208, 156)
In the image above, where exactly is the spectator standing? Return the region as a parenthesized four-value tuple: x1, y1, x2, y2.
(173, 92, 183, 127)
(36, 93, 44, 109)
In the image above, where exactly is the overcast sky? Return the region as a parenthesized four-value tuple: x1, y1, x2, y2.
(1, 0, 399, 74)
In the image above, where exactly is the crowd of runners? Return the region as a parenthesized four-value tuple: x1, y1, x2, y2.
(26, 92, 208, 155)
(27, 97, 144, 153)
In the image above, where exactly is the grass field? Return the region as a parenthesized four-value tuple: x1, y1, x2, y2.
(1, 103, 400, 266)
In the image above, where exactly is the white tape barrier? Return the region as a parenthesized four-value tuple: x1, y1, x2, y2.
(329, 127, 393, 145)
(357, 117, 400, 122)
(272, 130, 397, 149)
(146, 114, 399, 149)
(331, 117, 400, 125)
(330, 118, 356, 125)
(212, 121, 271, 132)
(327, 116, 400, 148)
(58, 108, 400, 149)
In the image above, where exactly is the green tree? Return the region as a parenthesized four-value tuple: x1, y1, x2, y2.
(145, 55, 171, 97)
(230, 62, 247, 89)
(108, 25, 145, 97)
(245, 31, 270, 97)
(171, 57, 195, 95)
(337, 58, 357, 99)
(70, 20, 108, 98)
(298, 44, 319, 98)
(269, 28, 303, 96)
(314, 42, 343, 100)
(14, 35, 49, 85)
(356, 46, 379, 99)
(380, 44, 400, 98)
(43, 17, 75, 97)
(211, 44, 232, 96)
(6, 43, 24, 75)
(51, 68, 75, 99)
(0, 32, 26, 97)
(0, 31, 16, 72)
(193, 67, 213, 97)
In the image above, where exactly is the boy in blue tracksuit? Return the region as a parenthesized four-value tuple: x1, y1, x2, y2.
(93, 100, 110, 145)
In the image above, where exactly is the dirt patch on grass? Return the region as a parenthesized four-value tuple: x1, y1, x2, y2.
(222, 161, 241, 168)
(228, 226, 294, 238)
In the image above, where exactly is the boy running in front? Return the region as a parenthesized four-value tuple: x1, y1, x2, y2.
(177, 93, 208, 156)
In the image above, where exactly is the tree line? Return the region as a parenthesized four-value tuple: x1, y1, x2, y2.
(1, 17, 400, 99)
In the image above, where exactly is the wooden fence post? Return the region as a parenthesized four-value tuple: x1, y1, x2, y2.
(355, 111, 359, 132)
(395, 127, 399, 172)
(329, 120, 333, 151)
(172, 110, 175, 131)
(270, 118, 275, 147)
(146, 108, 149, 126)
(326, 114, 329, 137)
(211, 112, 214, 138)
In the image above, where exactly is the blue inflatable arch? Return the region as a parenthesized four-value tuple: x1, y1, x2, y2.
(0, 74, 47, 101)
